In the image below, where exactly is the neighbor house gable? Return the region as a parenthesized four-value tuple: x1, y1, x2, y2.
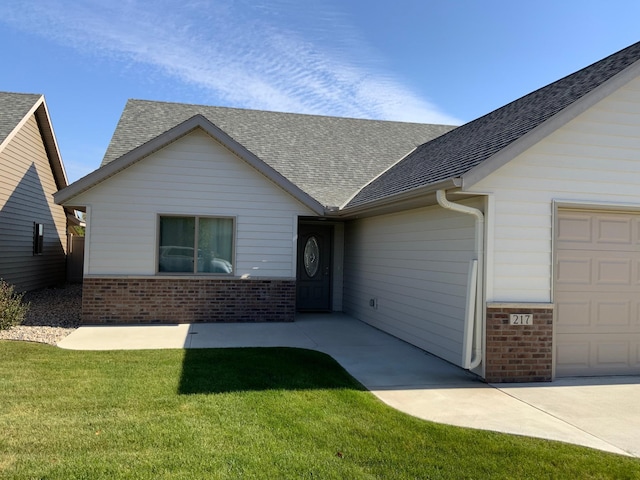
(0, 92, 69, 291)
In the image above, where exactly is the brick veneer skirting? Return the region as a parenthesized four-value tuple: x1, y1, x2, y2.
(82, 277, 296, 324)
(485, 303, 554, 383)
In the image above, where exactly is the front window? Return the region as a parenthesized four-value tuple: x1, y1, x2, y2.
(158, 216, 234, 274)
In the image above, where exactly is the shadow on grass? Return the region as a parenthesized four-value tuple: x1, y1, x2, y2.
(179, 347, 366, 394)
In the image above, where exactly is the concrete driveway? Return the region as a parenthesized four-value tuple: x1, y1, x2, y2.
(58, 313, 640, 457)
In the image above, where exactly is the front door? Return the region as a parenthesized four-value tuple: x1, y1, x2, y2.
(297, 224, 332, 311)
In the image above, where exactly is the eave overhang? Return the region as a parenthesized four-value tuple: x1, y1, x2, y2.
(331, 177, 462, 219)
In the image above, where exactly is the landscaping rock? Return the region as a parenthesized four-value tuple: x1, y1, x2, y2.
(0, 283, 81, 345)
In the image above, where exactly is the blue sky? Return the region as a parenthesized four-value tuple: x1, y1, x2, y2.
(1, 0, 639, 183)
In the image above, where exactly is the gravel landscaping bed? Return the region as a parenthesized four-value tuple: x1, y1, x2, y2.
(0, 283, 82, 346)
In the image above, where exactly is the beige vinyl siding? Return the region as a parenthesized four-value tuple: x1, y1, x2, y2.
(0, 114, 67, 291)
(468, 75, 640, 303)
(343, 200, 479, 366)
(72, 129, 314, 277)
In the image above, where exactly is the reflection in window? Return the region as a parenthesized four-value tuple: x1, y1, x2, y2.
(159, 216, 233, 274)
(304, 236, 320, 277)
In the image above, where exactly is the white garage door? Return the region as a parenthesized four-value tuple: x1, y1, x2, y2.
(555, 209, 640, 377)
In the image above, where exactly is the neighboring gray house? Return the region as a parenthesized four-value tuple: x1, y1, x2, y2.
(56, 41, 640, 382)
(0, 92, 72, 291)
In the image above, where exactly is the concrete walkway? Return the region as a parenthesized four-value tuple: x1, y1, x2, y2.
(58, 313, 640, 457)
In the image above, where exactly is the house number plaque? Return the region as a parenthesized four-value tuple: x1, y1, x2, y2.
(509, 313, 533, 326)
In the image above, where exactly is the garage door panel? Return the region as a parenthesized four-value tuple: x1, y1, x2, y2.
(595, 216, 633, 245)
(557, 298, 637, 333)
(596, 258, 632, 284)
(556, 299, 590, 327)
(596, 301, 631, 327)
(556, 334, 640, 376)
(597, 341, 630, 367)
(556, 341, 590, 372)
(559, 285, 638, 294)
(558, 212, 640, 252)
(558, 256, 635, 286)
(557, 215, 592, 243)
(557, 257, 591, 284)
(556, 209, 640, 377)
(557, 325, 637, 334)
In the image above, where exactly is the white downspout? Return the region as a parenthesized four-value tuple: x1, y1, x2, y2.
(463, 259, 478, 369)
(436, 190, 484, 370)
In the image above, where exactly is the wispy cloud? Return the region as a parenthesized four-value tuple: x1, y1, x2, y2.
(1, 0, 460, 124)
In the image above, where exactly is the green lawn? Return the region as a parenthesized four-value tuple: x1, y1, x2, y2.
(1, 342, 639, 479)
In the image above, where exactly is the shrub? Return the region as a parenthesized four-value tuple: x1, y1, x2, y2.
(0, 279, 30, 330)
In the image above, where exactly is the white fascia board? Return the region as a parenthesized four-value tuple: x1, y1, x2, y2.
(334, 178, 462, 218)
(35, 99, 69, 189)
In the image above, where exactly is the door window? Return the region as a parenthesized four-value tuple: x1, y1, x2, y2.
(303, 236, 320, 277)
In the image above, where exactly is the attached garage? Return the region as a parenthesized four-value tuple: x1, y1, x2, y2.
(555, 208, 640, 376)
(340, 42, 640, 382)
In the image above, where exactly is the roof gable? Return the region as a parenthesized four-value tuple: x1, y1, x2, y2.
(99, 100, 455, 208)
(55, 114, 328, 214)
(347, 41, 640, 209)
(0, 91, 68, 191)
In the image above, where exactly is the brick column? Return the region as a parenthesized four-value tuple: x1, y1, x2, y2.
(485, 303, 554, 383)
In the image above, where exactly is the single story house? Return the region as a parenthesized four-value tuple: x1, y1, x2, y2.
(55, 41, 640, 382)
(0, 92, 78, 291)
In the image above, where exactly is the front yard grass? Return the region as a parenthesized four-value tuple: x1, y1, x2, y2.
(1, 342, 639, 479)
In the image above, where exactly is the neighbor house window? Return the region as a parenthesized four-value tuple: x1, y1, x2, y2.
(33, 223, 44, 255)
(158, 216, 234, 274)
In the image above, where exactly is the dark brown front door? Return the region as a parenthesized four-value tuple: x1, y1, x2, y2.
(296, 224, 332, 311)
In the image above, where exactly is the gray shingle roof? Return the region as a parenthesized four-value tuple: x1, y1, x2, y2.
(347, 41, 640, 208)
(0, 92, 42, 146)
(102, 101, 455, 208)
